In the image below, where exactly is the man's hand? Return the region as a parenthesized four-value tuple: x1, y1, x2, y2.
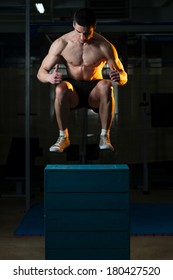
(49, 64, 63, 84)
(109, 69, 120, 83)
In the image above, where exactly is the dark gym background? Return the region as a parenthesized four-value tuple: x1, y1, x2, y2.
(0, 0, 173, 259)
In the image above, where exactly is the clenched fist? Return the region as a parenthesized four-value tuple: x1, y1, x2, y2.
(109, 69, 120, 83)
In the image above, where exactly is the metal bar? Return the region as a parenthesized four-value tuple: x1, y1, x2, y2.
(141, 35, 149, 193)
(2, 21, 173, 33)
(25, 0, 30, 211)
(80, 108, 88, 164)
(36, 22, 173, 34)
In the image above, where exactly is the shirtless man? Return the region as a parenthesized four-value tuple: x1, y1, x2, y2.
(37, 8, 127, 152)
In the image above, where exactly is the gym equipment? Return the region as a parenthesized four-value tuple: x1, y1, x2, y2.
(44, 164, 130, 260)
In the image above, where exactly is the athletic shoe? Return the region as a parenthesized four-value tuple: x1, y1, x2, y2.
(99, 134, 114, 151)
(49, 136, 70, 152)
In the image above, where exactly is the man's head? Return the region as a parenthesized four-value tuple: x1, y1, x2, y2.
(73, 8, 96, 28)
(73, 8, 96, 44)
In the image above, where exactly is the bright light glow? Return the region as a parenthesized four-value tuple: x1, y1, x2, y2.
(35, 3, 45, 14)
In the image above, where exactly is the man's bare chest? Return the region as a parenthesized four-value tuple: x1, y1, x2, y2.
(62, 44, 105, 67)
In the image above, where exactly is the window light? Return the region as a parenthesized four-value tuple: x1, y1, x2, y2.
(35, 3, 45, 14)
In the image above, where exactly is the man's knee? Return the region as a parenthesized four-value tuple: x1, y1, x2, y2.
(97, 80, 113, 99)
(55, 81, 71, 96)
(55, 82, 74, 105)
(98, 79, 112, 91)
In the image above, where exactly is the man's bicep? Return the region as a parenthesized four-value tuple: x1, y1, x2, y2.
(48, 38, 66, 63)
(108, 47, 125, 71)
(103, 43, 120, 70)
(41, 53, 60, 71)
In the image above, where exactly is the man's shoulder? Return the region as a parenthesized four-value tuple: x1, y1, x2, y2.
(94, 32, 112, 48)
(94, 32, 109, 42)
(54, 31, 73, 46)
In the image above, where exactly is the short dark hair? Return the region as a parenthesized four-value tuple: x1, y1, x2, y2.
(73, 8, 96, 27)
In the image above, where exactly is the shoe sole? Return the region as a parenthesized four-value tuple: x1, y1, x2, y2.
(49, 148, 64, 153)
(99, 145, 114, 151)
(49, 144, 70, 153)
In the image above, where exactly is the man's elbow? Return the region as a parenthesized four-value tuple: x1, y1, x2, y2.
(37, 70, 41, 81)
(118, 72, 128, 86)
(37, 69, 45, 83)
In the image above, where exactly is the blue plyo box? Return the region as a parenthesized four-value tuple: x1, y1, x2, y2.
(44, 164, 130, 260)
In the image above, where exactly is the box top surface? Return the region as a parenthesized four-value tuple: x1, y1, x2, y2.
(45, 164, 129, 171)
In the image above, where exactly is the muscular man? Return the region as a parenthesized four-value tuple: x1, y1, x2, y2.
(37, 8, 127, 152)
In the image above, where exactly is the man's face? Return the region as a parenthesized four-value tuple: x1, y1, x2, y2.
(73, 22, 95, 44)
